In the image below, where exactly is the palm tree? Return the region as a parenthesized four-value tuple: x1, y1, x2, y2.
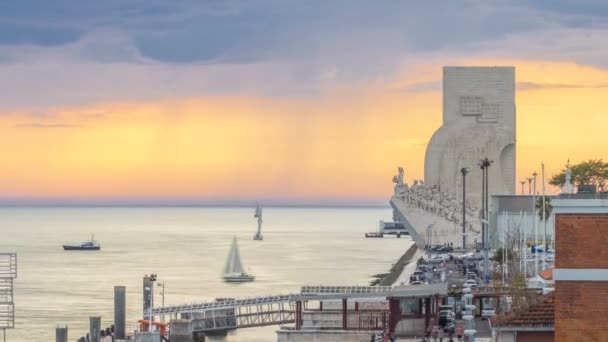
(535, 196, 552, 221)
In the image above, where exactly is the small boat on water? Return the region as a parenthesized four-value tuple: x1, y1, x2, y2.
(253, 202, 263, 241)
(222, 237, 254, 282)
(63, 234, 100, 251)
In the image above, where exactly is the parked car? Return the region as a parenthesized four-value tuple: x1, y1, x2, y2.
(466, 279, 477, 286)
(411, 281, 423, 285)
(481, 306, 496, 319)
(429, 256, 444, 264)
(439, 310, 455, 320)
(438, 312, 455, 328)
(439, 304, 454, 312)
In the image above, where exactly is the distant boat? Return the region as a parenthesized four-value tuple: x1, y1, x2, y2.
(253, 202, 263, 241)
(63, 234, 100, 251)
(222, 237, 254, 282)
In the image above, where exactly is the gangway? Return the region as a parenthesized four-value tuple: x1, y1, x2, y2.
(151, 285, 437, 334)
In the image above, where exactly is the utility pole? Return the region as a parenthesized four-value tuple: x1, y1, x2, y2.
(461, 167, 469, 250)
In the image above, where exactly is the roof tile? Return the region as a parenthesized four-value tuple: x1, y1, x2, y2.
(491, 293, 554, 328)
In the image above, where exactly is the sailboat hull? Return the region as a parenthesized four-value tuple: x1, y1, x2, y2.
(223, 275, 255, 283)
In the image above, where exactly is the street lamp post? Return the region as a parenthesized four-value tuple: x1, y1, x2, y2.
(479, 157, 493, 284)
(426, 223, 435, 283)
(461, 167, 469, 250)
(520, 181, 525, 195)
(157, 282, 165, 322)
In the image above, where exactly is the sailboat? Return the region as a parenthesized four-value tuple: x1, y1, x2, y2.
(222, 237, 255, 282)
(253, 202, 263, 241)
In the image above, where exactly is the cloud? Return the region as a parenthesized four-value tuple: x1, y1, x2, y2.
(14, 123, 80, 128)
(400, 80, 442, 93)
(517, 81, 608, 90)
(0, 1, 607, 110)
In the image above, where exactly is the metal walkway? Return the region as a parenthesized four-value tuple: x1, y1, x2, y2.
(151, 284, 447, 333)
(152, 286, 395, 316)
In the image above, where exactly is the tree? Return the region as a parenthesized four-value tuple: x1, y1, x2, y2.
(550, 159, 608, 192)
(535, 196, 552, 221)
(491, 247, 514, 265)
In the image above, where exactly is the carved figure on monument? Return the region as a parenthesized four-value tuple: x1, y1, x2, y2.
(392, 166, 409, 198)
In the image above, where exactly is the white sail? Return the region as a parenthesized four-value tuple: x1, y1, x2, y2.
(223, 237, 244, 275)
(254, 202, 262, 219)
(253, 202, 264, 240)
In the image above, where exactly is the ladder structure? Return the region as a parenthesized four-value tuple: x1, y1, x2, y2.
(0, 254, 17, 342)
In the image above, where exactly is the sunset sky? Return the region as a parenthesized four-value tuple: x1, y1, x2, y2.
(1, 1, 607, 204)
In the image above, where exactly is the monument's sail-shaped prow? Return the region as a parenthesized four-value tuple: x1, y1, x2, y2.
(425, 67, 516, 207)
(391, 66, 516, 248)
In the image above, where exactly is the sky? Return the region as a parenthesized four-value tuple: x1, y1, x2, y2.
(1, 1, 608, 205)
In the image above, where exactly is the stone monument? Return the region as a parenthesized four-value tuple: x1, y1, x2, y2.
(561, 161, 575, 194)
(424, 66, 516, 207)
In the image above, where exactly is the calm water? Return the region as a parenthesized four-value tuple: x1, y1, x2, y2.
(0, 207, 412, 342)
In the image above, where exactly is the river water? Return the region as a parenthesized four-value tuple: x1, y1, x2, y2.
(0, 206, 413, 341)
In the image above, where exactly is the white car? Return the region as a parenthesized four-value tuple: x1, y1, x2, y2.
(481, 307, 495, 319)
(466, 279, 477, 286)
(429, 256, 444, 264)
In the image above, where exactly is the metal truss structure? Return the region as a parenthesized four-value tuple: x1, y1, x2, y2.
(191, 302, 294, 332)
(0, 254, 17, 342)
(152, 284, 447, 334)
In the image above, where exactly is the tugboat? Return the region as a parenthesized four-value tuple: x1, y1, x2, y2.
(63, 234, 101, 251)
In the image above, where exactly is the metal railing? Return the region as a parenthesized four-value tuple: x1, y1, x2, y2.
(152, 294, 296, 315)
(301, 285, 393, 295)
(0, 253, 17, 339)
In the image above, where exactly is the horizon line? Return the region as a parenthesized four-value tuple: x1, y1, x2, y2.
(0, 199, 391, 208)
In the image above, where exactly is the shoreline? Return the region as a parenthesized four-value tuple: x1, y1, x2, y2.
(377, 243, 419, 286)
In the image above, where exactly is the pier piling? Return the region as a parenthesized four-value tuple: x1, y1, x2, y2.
(169, 319, 194, 342)
(55, 325, 68, 342)
(114, 286, 126, 339)
(89, 316, 101, 342)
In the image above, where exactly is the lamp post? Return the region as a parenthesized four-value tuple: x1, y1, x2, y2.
(461, 167, 469, 250)
(426, 223, 435, 283)
(157, 282, 166, 322)
(520, 181, 525, 195)
(527, 178, 533, 196)
(479, 158, 493, 284)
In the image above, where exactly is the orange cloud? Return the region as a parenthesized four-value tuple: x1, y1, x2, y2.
(1, 59, 607, 202)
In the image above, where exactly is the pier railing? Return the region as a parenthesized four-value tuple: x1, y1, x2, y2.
(0, 253, 16, 334)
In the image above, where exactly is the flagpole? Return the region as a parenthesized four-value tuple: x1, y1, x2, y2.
(533, 172, 538, 278)
(542, 163, 547, 271)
